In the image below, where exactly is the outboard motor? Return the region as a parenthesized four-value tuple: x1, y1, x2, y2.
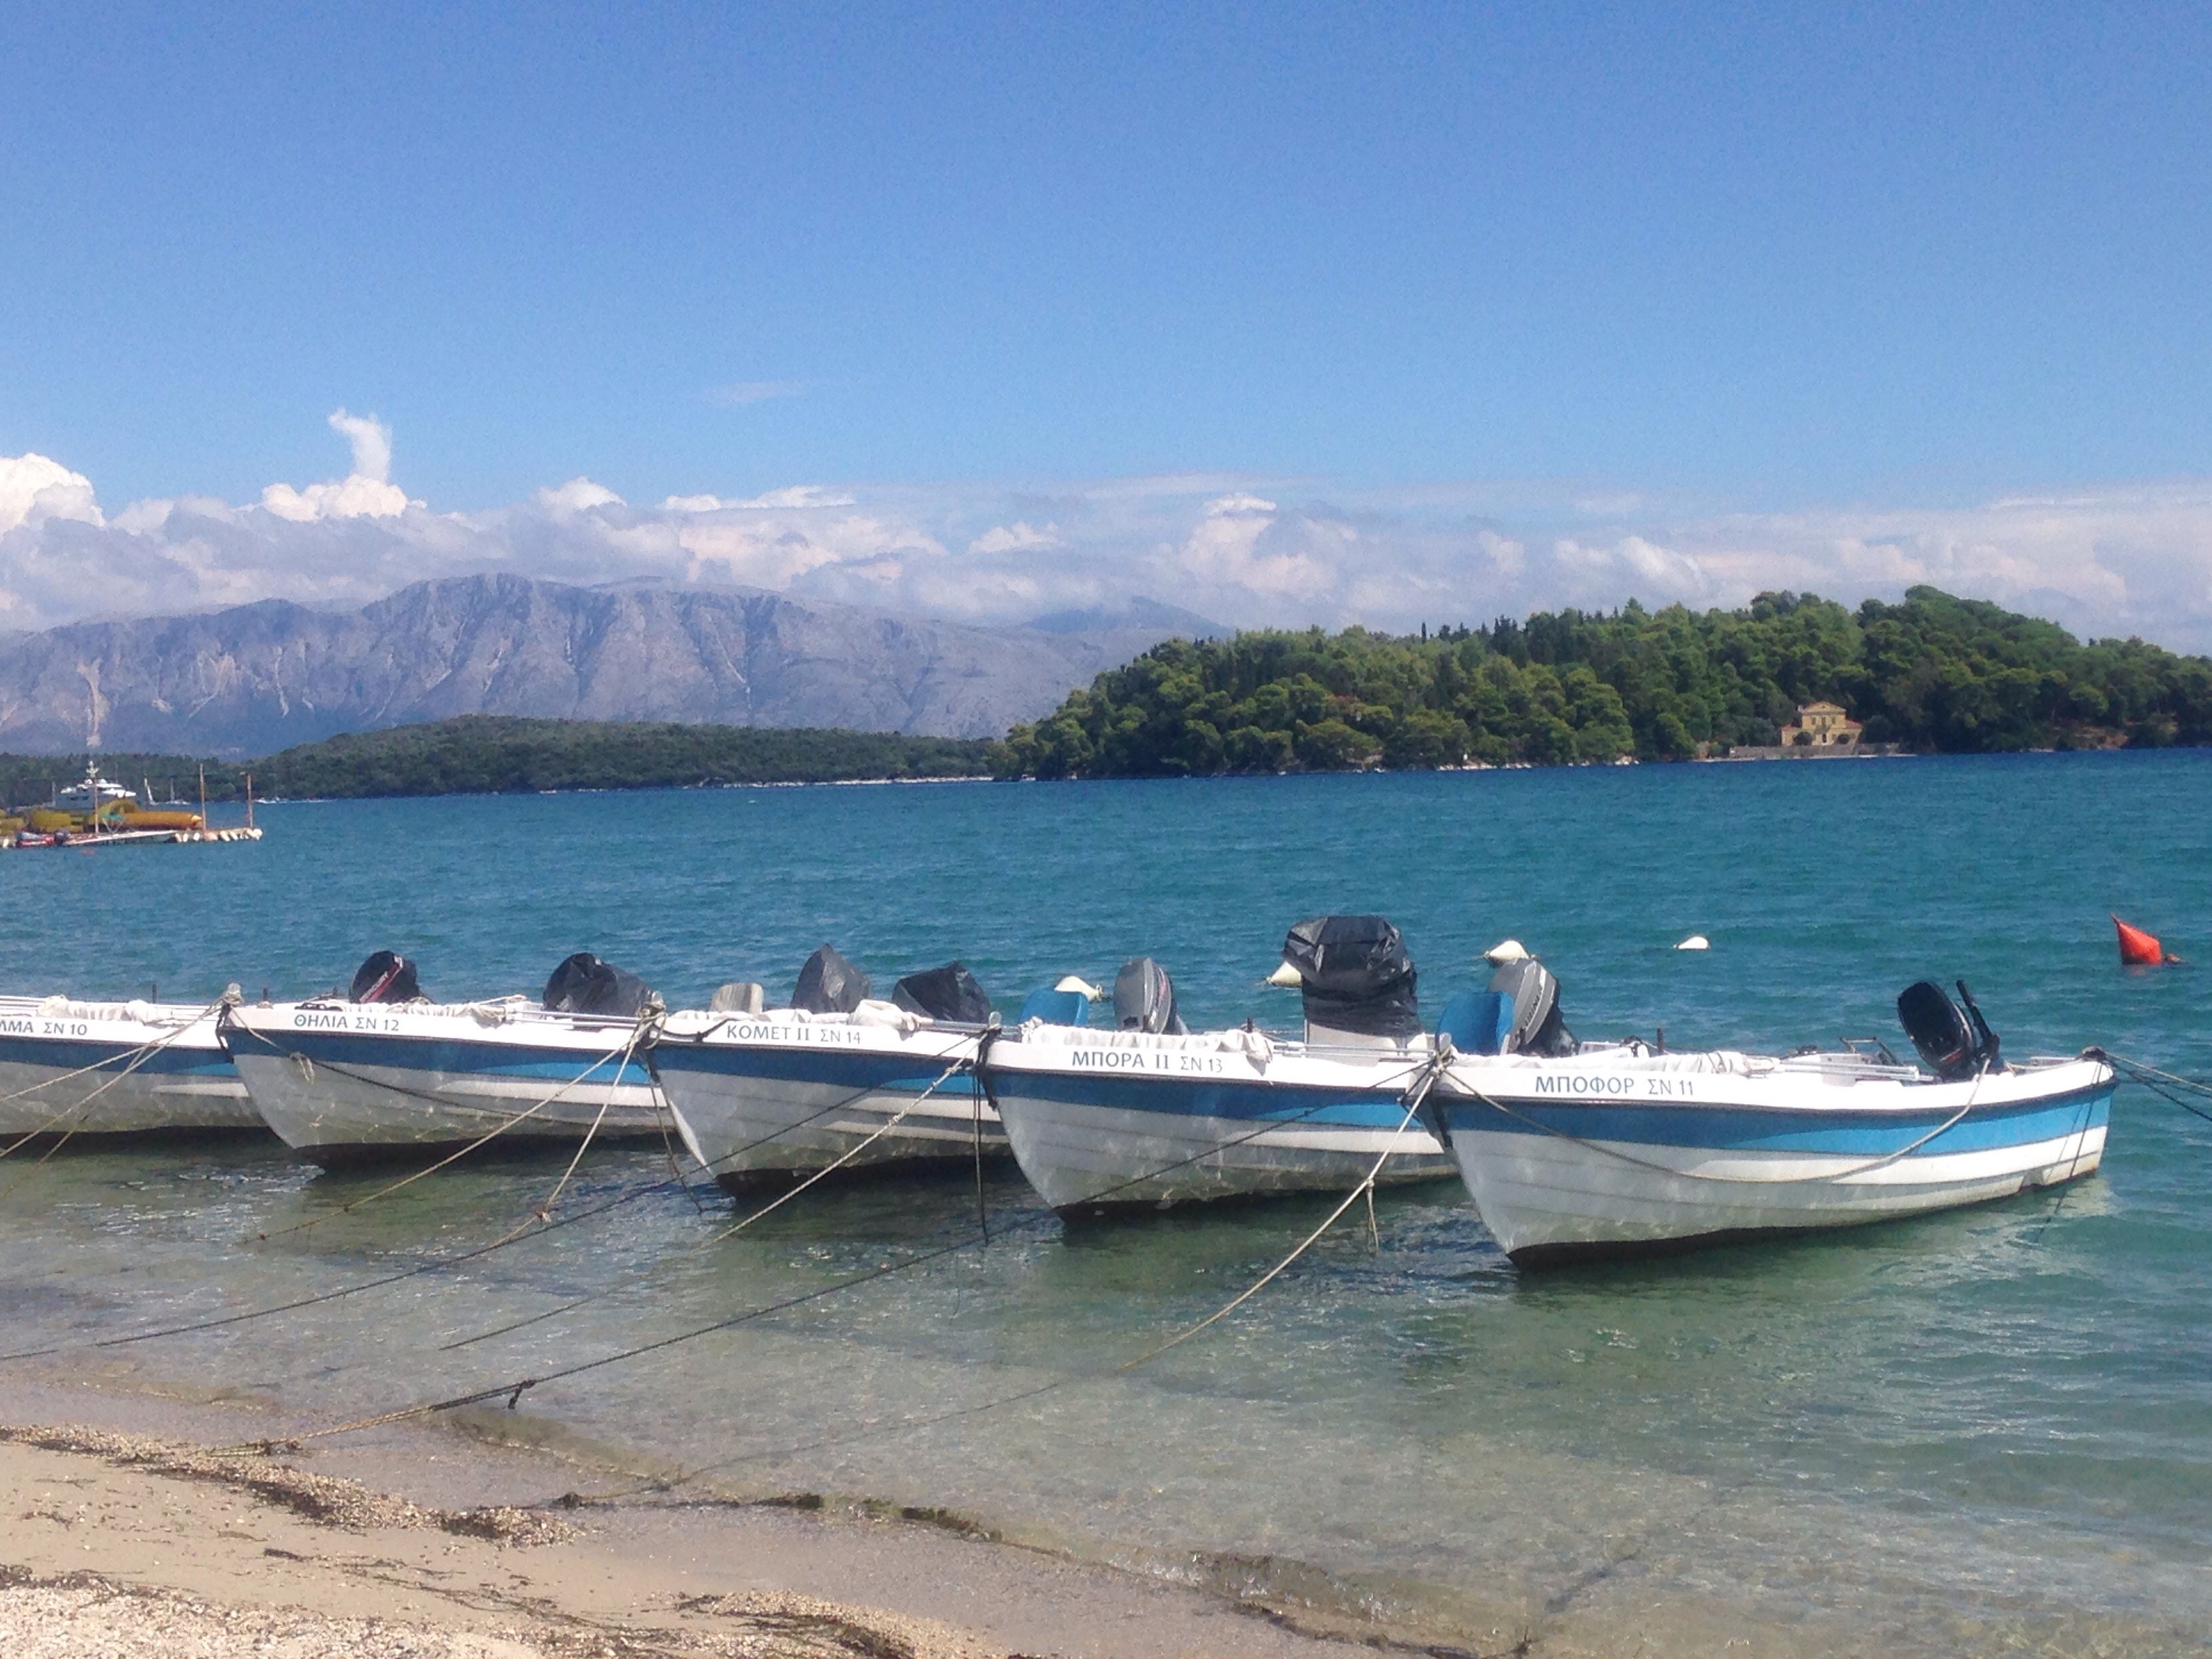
(1898, 979, 2003, 1079)
(543, 952, 655, 1017)
(892, 962, 994, 1024)
(349, 950, 421, 1004)
(708, 981, 765, 1015)
(1281, 915, 1420, 1044)
(1114, 956, 1188, 1035)
(791, 945, 870, 1015)
(1487, 956, 1576, 1056)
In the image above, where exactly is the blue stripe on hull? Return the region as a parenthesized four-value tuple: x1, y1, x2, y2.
(0, 1037, 234, 1078)
(230, 1030, 651, 1088)
(1438, 1086, 2112, 1158)
(989, 1069, 1418, 1130)
(651, 1044, 975, 1096)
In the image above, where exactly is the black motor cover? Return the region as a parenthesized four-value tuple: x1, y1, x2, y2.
(1114, 956, 1188, 1035)
(349, 950, 421, 1004)
(1488, 956, 1576, 1056)
(891, 962, 994, 1024)
(1898, 979, 2001, 1078)
(544, 952, 655, 1017)
(1282, 914, 1420, 1039)
(791, 944, 871, 1014)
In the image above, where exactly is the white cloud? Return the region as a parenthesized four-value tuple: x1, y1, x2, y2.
(259, 409, 415, 521)
(735, 485, 857, 510)
(968, 521, 1060, 555)
(535, 477, 626, 514)
(0, 452, 103, 535)
(1205, 492, 1277, 516)
(1552, 534, 1714, 602)
(705, 380, 808, 407)
(15, 412, 2212, 653)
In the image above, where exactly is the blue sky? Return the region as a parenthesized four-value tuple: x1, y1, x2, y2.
(3, 3, 2212, 642)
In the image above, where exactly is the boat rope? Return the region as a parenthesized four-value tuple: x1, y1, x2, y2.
(495, 1048, 1456, 1505)
(0, 1159, 712, 1366)
(0, 1031, 985, 1366)
(2091, 1050, 2212, 1127)
(230, 1012, 657, 1244)
(0, 996, 232, 1168)
(1111, 1046, 1446, 1370)
(440, 1034, 1420, 1357)
(220, 1006, 651, 1137)
(1041, 1046, 1439, 1208)
(1434, 1058, 2011, 1187)
(535, 1094, 615, 1223)
(649, 1073, 708, 1216)
(971, 1026, 998, 1242)
(439, 1047, 984, 1351)
(228, 1229, 997, 1452)
(226, 1046, 1456, 1461)
(7, 1030, 1438, 1437)
(2031, 1086, 2105, 1244)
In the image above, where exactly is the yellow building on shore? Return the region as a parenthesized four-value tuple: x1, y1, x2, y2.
(1778, 701, 1863, 749)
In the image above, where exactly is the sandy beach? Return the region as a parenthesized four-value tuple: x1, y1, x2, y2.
(0, 1371, 1511, 1659)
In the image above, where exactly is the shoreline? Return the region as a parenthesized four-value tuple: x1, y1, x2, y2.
(0, 1370, 1492, 1659)
(3, 1357, 2085, 1658)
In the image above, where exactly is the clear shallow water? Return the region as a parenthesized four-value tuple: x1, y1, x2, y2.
(2, 756, 2210, 1652)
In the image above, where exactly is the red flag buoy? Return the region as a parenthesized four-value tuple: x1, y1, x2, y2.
(2113, 914, 2171, 965)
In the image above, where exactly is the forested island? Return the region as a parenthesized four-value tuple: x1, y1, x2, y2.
(997, 587, 2212, 777)
(0, 717, 996, 806)
(6, 588, 2210, 804)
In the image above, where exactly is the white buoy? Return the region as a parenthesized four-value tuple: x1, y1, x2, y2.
(1054, 975, 1107, 1001)
(1264, 962, 1305, 987)
(1675, 934, 1710, 951)
(1483, 939, 1530, 964)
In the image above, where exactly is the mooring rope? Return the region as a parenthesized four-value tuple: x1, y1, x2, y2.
(0, 997, 232, 1166)
(0, 1031, 980, 1364)
(232, 1012, 656, 1244)
(230, 1227, 997, 1452)
(4, 1025, 1438, 1439)
(477, 1049, 1455, 1504)
(0, 999, 236, 1198)
(1112, 1048, 1446, 1368)
(225, 1047, 1454, 1458)
(2094, 1050, 2212, 1127)
(444, 1033, 1433, 1353)
(441, 1048, 982, 1351)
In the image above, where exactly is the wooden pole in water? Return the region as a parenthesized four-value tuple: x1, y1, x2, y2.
(198, 764, 207, 828)
(245, 773, 254, 832)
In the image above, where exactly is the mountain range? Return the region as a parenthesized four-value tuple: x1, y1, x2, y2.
(0, 575, 1217, 756)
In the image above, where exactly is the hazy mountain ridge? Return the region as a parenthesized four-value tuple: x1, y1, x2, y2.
(0, 574, 1214, 754)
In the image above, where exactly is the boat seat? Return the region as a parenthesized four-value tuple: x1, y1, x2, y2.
(1436, 989, 1512, 1055)
(1019, 987, 1090, 1027)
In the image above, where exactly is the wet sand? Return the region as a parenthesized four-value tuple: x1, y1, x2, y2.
(0, 1372, 1467, 1658)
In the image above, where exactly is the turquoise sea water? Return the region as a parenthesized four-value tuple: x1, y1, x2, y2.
(2, 754, 2209, 1652)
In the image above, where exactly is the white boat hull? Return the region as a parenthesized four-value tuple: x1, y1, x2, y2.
(1437, 1052, 2114, 1264)
(651, 1013, 989, 1191)
(0, 998, 257, 1138)
(224, 1003, 665, 1166)
(983, 1028, 1453, 1215)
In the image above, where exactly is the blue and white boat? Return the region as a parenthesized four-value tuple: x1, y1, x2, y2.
(1431, 977, 2114, 1264)
(651, 951, 998, 1193)
(0, 994, 258, 1139)
(981, 922, 1456, 1216)
(222, 953, 665, 1166)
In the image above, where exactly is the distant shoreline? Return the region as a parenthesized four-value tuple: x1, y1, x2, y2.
(0, 716, 1004, 808)
(9, 715, 2192, 814)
